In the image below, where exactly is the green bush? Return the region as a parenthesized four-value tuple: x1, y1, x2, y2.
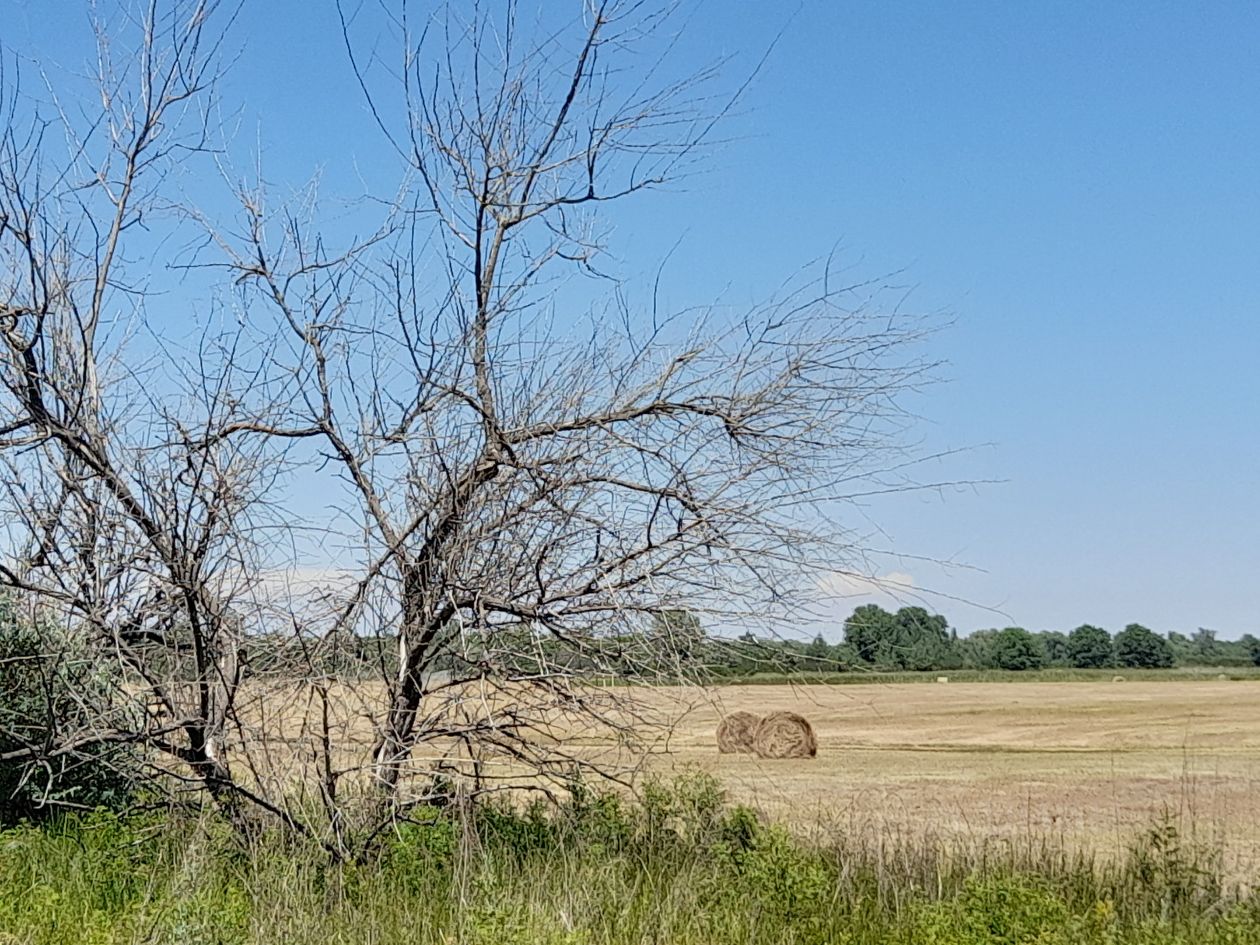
(3, 778, 1260, 944)
(0, 598, 139, 823)
(914, 874, 1070, 944)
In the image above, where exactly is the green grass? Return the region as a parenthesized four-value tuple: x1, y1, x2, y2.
(1, 775, 1258, 944)
(709, 665, 1260, 686)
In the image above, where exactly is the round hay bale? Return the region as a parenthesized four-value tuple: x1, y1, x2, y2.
(716, 711, 761, 754)
(752, 711, 817, 759)
(1112, 675, 1125, 683)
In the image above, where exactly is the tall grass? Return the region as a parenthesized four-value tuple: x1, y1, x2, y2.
(1, 775, 1258, 944)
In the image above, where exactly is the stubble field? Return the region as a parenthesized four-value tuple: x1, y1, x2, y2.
(639, 680, 1260, 878)
(236, 676, 1260, 880)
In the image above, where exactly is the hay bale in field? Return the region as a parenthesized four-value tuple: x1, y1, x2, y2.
(936, 676, 949, 684)
(1112, 675, 1125, 683)
(1217, 674, 1229, 681)
(716, 711, 761, 754)
(752, 711, 817, 759)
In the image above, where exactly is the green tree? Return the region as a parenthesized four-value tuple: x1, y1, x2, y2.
(1166, 631, 1192, 664)
(843, 605, 897, 665)
(1067, 624, 1113, 669)
(1190, 628, 1222, 665)
(988, 627, 1046, 671)
(1113, 623, 1175, 669)
(1038, 631, 1070, 666)
(959, 628, 998, 669)
(804, 633, 834, 670)
(892, 606, 952, 670)
(843, 605, 953, 670)
(1240, 634, 1260, 667)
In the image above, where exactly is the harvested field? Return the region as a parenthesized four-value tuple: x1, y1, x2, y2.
(641, 680, 1260, 880)
(231, 677, 1260, 879)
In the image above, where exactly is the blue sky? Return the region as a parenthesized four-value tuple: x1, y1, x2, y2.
(5, 1, 1258, 637)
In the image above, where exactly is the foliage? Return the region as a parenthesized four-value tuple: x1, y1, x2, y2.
(699, 609, 1249, 680)
(706, 665, 1260, 685)
(1068, 624, 1115, 668)
(0, 599, 138, 824)
(842, 604, 955, 671)
(986, 627, 1048, 671)
(843, 603, 899, 664)
(1115, 624, 1177, 669)
(1040, 630, 1072, 667)
(912, 874, 1070, 944)
(1243, 635, 1260, 667)
(649, 610, 706, 660)
(254, 613, 1258, 683)
(1, 781, 1259, 945)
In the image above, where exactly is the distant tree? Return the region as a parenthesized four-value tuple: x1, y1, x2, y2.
(988, 627, 1047, 671)
(1038, 631, 1071, 667)
(1067, 624, 1113, 669)
(959, 628, 999, 669)
(650, 609, 705, 658)
(843, 604, 953, 670)
(1241, 634, 1260, 668)
(892, 607, 952, 671)
(844, 605, 897, 665)
(941, 628, 965, 670)
(800, 633, 834, 671)
(1191, 628, 1222, 665)
(1166, 631, 1193, 665)
(830, 642, 860, 669)
(1114, 624, 1175, 669)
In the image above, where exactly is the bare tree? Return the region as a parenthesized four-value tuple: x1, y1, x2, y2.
(210, 0, 939, 829)
(0, 0, 942, 856)
(0, 0, 320, 835)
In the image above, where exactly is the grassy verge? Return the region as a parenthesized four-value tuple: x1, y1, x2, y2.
(704, 665, 1260, 686)
(1, 775, 1258, 944)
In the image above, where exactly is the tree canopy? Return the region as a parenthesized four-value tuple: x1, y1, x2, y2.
(1067, 625, 1114, 669)
(1114, 624, 1176, 669)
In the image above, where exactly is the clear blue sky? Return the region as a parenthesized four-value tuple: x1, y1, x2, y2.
(6, 1, 1258, 637)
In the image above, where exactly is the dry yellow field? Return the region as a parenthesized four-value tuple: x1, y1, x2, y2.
(639, 680, 1260, 876)
(234, 677, 1260, 878)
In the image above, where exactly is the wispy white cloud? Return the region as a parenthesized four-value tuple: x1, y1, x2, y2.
(816, 569, 918, 608)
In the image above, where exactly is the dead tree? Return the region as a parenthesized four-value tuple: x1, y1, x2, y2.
(0, 1, 330, 840)
(0, 0, 941, 855)
(212, 0, 938, 830)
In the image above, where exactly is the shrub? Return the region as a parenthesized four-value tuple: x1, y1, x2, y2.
(0, 598, 139, 823)
(914, 874, 1069, 944)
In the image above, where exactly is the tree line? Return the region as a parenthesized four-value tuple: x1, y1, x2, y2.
(700, 605, 1260, 676)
